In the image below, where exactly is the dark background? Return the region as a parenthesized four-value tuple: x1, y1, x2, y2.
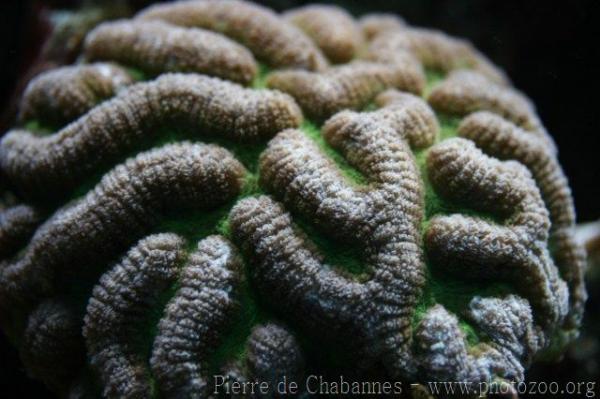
(1, 0, 598, 397)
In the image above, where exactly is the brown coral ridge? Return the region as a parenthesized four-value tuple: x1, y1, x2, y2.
(415, 297, 543, 384)
(84, 20, 258, 84)
(83, 232, 304, 399)
(231, 106, 429, 377)
(284, 4, 363, 64)
(458, 111, 586, 329)
(361, 19, 507, 85)
(136, 0, 328, 71)
(370, 89, 439, 149)
(0, 204, 42, 258)
(0, 143, 245, 310)
(84, 233, 186, 399)
(213, 323, 305, 397)
(266, 61, 425, 121)
(359, 14, 406, 42)
(425, 138, 569, 328)
(0, 4, 132, 133)
(150, 235, 243, 398)
(20, 299, 87, 393)
(18, 63, 133, 127)
(242, 323, 305, 391)
(428, 70, 556, 151)
(1, 73, 301, 199)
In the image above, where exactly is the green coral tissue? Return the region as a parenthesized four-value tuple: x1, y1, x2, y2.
(0, 1, 587, 398)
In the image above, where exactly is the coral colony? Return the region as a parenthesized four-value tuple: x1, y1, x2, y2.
(0, 1, 586, 398)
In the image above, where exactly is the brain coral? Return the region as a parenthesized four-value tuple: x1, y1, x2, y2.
(0, 1, 587, 397)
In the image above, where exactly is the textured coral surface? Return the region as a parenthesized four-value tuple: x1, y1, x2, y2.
(0, 1, 586, 397)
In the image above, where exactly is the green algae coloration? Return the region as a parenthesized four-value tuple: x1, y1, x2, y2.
(412, 110, 514, 345)
(23, 120, 55, 136)
(206, 273, 271, 373)
(251, 63, 270, 89)
(300, 120, 367, 186)
(125, 66, 148, 82)
(423, 68, 445, 98)
(414, 114, 502, 224)
(293, 216, 369, 278)
(20, 67, 148, 136)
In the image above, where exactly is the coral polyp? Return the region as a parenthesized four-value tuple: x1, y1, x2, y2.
(0, 1, 586, 397)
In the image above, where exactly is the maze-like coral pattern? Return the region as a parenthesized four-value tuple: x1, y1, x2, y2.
(84, 20, 259, 84)
(18, 63, 133, 127)
(0, 1, 586, 397)
(283, 4, 363, 64)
